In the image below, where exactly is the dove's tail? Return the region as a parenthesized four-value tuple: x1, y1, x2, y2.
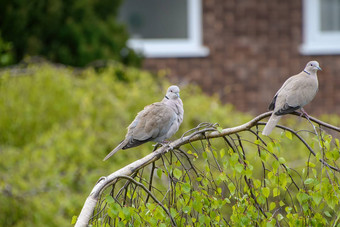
(103, 140, 127, 161)
(262, 114, 282, 136)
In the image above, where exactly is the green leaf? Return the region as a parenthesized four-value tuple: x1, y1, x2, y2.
(235, 163, 244, 173)
(254, 179, 262, 188)
(324, 211, 332, 218)
(217, 126, 223, 133)
(217, 187, 222, 195)
(230, 153, 239, 164)
(269, 202, 276, 210)
(220, 148, 225, 158)
(245, 168, 253, 178)
(273, 188, 280, 197)
(297, 192, 309, 203)
(182, 182, 191, 194)
(183, 206, 191, 214)
(109, 203, 121, 217)
(267, 142, 274, 153)
(173, 168, 182, 179)
(122, 207, 131, 220)
(106, 195, 115, 204)
(285, 131, 292, 140)
(193, 200, 203, 212)
(228, 182, 236, 195)
(218, 173, 228, 182)
(306, 161, 315, 168)
(323, 140, 331, 151)
(224, 198, 231, 204)
(202, 151, 208, 159)
(272, 160, 280, 170)
(260, 150, 268, 161)
(257, 195, 266, 204)
(71, 216, 77, 224)
(278, 157, 286, 164)
(266, 220, 275, 227)
(312, 192, 323, 205)
(157, 168, 162, 179)
(304, 178, 314, 185)
(262, 187, 270, 198)
(170, 208, 177, 217)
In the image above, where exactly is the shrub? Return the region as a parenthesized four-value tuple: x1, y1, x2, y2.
(0, 0, 141, 67)
(0, 63, 249, 226)
(0, 32, 14, 66)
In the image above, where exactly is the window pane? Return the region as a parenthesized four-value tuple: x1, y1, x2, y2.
(320, 0, 340, 31)
(119, 0, 188, 39)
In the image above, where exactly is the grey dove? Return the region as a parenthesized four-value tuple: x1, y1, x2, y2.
(262, 61, 321, 136)
(103, 85, 184, 160)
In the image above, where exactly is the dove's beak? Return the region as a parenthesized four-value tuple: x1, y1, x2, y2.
(317, 66, 322, 71)
(176, 93, 180, 98)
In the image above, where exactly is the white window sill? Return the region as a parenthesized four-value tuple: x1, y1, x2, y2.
(300, 43, 340, 55)
(127, 39, 210, 58)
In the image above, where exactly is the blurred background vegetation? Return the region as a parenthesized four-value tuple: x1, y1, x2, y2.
(0, 62, 254, 226)
(0, 0, 141, 67)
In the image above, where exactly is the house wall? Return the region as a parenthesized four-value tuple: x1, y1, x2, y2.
(143, 0, 340, 115)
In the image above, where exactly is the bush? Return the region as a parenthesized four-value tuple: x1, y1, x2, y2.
(0, 0, 141, 67)
(0, 63, 250, 226)
(0, 32, 14, 66)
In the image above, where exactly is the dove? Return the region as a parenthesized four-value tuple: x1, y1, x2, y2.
(103, 85, 184, 160)
(262, 61, 321, 136)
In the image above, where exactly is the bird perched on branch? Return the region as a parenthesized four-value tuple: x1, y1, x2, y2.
(262, 61, 321, 136)
(104, 85, 184, 160)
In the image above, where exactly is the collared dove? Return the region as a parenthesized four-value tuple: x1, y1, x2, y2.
(262, 61, 321, 136)
(103, 85, 184, 160)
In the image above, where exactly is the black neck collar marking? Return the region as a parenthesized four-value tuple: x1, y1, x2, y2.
(304, 70, 310, 75)
(165, 95, 169, 99)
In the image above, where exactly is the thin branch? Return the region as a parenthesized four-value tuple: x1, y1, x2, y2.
(145, 162, 156, 203)
(113, 175, 176, 227)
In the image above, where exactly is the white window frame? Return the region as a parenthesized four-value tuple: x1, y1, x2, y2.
(300, 0, 340, 55)
(126, 0, 209, 58)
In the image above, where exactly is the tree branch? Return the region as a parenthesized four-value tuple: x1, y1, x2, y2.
(75, 111, 339, 226)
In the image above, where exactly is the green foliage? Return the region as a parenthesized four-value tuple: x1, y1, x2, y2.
(0, 63, 249, 226)
(0, 32, 14, 66)
(0, 0, 141, 67)
(101, 126, 340, 226)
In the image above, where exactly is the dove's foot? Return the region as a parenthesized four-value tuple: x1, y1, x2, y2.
(300, 108, 310, 119)
(153, 141, 174, 152)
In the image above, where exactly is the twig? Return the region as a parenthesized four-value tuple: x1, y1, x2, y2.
(113, 175, 177, 226)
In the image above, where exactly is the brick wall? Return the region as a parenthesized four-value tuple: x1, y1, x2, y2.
(143, 0, 340, 115)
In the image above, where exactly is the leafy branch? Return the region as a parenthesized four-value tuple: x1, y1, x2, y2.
(75, 111, 340, 226)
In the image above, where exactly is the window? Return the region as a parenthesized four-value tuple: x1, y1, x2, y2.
(118, 0, 209, 58)
(300, 0, 340, 55)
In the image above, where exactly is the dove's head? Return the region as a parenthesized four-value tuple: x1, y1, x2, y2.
(304, 60, 322, 73)
(165, 85, 181, 100)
